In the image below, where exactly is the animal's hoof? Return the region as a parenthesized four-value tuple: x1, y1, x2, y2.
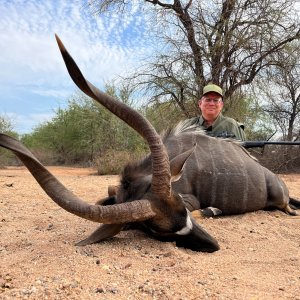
(201, 207, 222, 217)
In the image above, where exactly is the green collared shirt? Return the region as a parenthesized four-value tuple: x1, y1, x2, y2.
(186, 114, 246, 141)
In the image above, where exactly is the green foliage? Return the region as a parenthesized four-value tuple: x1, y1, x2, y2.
(22, 90, 147, 172)
(223, 92, 274, 140)
(95, 150, 146, 175)
(0, 116, 13, 134)
(143, 101, 185, 133)
(0, 115, 19, 167)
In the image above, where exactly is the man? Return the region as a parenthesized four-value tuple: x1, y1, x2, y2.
(186, 83, 246, 141)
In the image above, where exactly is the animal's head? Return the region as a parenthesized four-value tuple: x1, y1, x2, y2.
(0, 35, 219, 253)
(98, 153, 219, 252)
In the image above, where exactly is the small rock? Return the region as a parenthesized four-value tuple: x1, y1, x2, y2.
(0, 279, 6, 288)
(290, 257, 298, 262)
(5, 282, 13, 289)
(47, 224, 54, 230)
(161, 251, 173, 257)
(5, 274, 12, 281)
(35, 280, 42, 285)
(168, 261, 176, 267)
(109, 287, 118, 294)
(95, 287, 106, 293)
(123, 263, 132, 269)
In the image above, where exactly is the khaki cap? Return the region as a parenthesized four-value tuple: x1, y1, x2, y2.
(202, 84, 223, 98)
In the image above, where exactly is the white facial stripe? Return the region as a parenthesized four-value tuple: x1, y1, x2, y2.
(175, 213, 193, 235)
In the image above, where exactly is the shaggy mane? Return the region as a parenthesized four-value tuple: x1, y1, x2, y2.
(161, 120, 205, 141)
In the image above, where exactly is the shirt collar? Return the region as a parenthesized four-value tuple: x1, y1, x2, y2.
(200, 113, 223, 127)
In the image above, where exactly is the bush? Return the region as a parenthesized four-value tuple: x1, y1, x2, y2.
(94, 149, 147, 175)
(250, 145, 300, 173)
(0, 149, 20, 168)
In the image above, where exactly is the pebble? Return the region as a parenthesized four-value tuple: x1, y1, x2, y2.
(47, 223, 54, 230)
(95, 287, 105, 293)
(102, 264, 110, 271)
(161, 251, 173, 257)
(108, 287, 118, 294)
(0, 279, 6, 288)
(123, 263, 132, 269)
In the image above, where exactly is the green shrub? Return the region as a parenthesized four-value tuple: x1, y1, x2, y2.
(94, 149, 147, 175)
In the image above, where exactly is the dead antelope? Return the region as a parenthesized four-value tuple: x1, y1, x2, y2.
(0, 35, 299, 252)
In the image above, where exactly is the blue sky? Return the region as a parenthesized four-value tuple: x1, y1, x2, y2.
(0, 0, 151, 134)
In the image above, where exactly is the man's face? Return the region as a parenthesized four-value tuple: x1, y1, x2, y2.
(198, 92, 223, 121)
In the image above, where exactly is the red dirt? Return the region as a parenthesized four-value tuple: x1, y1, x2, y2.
(1, 167, 300, 299)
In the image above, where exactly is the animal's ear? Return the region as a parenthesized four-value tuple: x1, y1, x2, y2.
(170, 145, 196, 182)
(76, 224, 124, 246)
(108, 185, 119, 196)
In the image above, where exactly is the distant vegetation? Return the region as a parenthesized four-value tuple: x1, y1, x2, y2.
(0, 116, 19, 167)
(2, 1, 300, 172)
(20, 87, 150, 174)
(1, 84, 284, 173)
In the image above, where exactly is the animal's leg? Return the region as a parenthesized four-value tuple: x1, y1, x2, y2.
(283, 204, 299, 216)
(289, 198, 300, 209)
(201, 207, 223, 217)
(266, 175, 298, 216)
(179, 193, 222, 217)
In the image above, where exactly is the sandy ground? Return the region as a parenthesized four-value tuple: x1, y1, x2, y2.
(1, 166, 300, 300)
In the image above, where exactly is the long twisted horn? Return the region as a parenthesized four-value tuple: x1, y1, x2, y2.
(55, 34, 171, 200)
(0, 134, 156, 223)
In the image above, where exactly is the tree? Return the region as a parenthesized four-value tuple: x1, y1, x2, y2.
(257, 43, 300, 141)
(88, 0, 300, 117)
(222, 91, 275, 140)
(0, 115, 18, 167)
(0, 115, 14, 135)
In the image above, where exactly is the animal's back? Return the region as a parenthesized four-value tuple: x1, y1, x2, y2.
(165, 129, 268, 214)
